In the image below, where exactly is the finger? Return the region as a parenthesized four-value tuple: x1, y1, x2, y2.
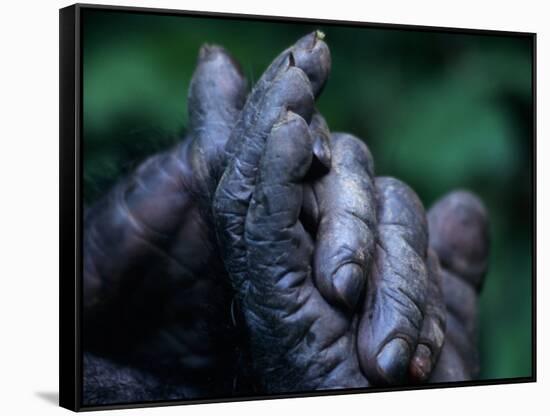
(244, 111, 314, 301)
(428, 191, 488, 355)
(186, 44, 248, 198)
(238, 113, 368, 391)
(225, 31, 331, 160)
(429, 265, 480, 382)
(312, 133, 376, 312)
(188, 44, 248, 153)
(292, 30, 331, 97)
(409, 249, 446, 383)
(357, 176, 429, 385)
(427, 190, 490, 291)
(244, 31, 330, 116)
(213, 66, 315, 293)
(429, 268, 479, 382)
(427, 191, 490, 381)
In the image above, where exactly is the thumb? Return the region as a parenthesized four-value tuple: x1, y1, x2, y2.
(187, 44, 248, 196)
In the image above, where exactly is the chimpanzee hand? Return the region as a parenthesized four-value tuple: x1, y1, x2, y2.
(82, 42, 248, 398)
(214, 113, 490, 391)
(307, 132, 490, 386)
(305, 130, 449, 386)
(83, 30, 489, 403)
(82, 32, 332, 401)
(212, 84, 448, 391)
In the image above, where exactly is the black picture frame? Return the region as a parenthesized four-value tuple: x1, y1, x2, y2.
(59, 3, 537, 412)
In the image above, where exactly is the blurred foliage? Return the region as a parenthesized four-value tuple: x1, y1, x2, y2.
(82, 9, 533, 381)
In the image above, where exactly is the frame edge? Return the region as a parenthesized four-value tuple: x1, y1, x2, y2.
(60, 4, 81, 412)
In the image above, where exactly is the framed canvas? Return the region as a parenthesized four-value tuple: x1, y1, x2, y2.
(59, 3, 536, 411)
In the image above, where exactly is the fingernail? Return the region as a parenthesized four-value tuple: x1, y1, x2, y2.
(376, 338, 411, 384)
(312, 135, 332, 171)
(284, 109, 301, 122)
(409, 344, 432, 383)
(273, 110, 300, 131)
(295, 32, 316, 51)
(303, 31, 325, 50)
(333, 263, 364, 311)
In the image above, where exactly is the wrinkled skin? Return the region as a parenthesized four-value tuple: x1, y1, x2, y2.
(82, 33, 490, 405)
(83, 32, 335, 402)
(83, 44, 247, 399)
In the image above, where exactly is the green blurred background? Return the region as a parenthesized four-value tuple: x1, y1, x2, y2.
(82, 9, 533, 381)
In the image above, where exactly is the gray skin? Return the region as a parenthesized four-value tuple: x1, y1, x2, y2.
(82, 33, 489, 405)
(428, 191, 490, 382)
(83, 32, 336, 404)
